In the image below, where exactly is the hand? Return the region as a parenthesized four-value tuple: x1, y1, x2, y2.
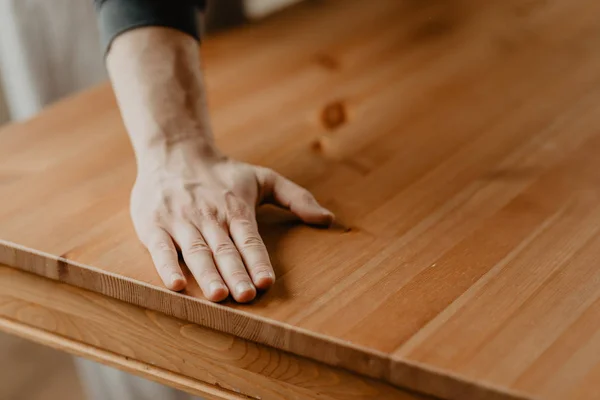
(130, 146, 334, 303)
(105, 26, 333, 302)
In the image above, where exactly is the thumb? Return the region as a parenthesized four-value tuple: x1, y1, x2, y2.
(259, 169, 334, 225)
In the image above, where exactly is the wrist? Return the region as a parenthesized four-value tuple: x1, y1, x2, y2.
(107, 27, 221, 174)
(133, 131, 224, 174)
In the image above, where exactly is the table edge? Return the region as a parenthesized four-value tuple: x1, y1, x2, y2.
(0, 316, 246, 400)
(0, 240, 532, 400)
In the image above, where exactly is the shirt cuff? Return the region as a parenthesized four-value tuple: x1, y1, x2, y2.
(96, 0, 205, 54)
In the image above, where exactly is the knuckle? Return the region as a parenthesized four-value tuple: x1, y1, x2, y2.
(153, 239, 173, 252)
(229, 206, 250, 220)
(232, 218, 255, 234)
(258, 167, 275, 180)
(186, 239, 211, 255)
(261, 168, 277, 189)
(225, 195, 250, 220)
(242, 235, 264, 249)
(230, 210, 251, 223)
(301, 191, 316, 204)
(214, 242, 238, 256)
(230, 270, 250, 280)
(251, 263, 272, 275)
(187, 204, 219, 222)
(236, 219, 254, 229)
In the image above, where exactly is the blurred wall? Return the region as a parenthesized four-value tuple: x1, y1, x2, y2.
(0, 0, 106, 122)
(0, 0, 301, 124)
(0, 81, 9, 124)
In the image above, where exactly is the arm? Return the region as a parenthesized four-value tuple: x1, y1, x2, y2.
(98, 4, 334, 303)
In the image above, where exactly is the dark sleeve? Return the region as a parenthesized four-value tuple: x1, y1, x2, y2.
(94, 0, 206, 53)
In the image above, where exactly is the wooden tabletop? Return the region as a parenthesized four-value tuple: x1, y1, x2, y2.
(1, 0, 600, 399)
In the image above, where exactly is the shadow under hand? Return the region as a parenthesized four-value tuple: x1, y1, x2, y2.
(253, 206, 303, 303)
(253, 205, 349, 304)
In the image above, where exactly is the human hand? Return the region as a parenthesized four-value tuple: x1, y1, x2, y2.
(130, 146, 334, 303)
(106, 27, 333, 302)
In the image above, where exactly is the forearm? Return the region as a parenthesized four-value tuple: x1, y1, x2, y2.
(106, 27, 219, 168)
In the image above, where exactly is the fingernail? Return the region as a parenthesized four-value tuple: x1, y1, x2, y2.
(170, 273, 185, 290)
(235, 281, 255, 297)
(321, 209, 335, 222)
(209, 281, 226, 296)
(256, 271, 275, 283)
(320, 207, 333, 216)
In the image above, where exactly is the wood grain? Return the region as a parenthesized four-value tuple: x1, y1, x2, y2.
(0, 265, 424, 400)
(1, 0, 600, 399)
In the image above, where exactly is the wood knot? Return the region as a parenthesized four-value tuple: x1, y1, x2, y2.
(315, 53, 341, 71)
(321, 101, 347, 131)
(310, 139, 323, 152)
(410, 17, 454, 42)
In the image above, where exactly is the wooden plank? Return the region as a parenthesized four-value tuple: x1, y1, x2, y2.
(0, 265, 424, 400)
(1, 0, 600, 399)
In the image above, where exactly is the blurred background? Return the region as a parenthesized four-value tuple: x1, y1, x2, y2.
(0, 0, 301, 399)
(0, 0, 302, 123)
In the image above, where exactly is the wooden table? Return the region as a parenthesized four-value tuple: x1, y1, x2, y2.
(2, 0, 600, 399)
(0, 266, 423, 400)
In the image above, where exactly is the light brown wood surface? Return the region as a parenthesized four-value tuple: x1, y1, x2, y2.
(0, 265, 425, 400)
(1, 0, 600, 399)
